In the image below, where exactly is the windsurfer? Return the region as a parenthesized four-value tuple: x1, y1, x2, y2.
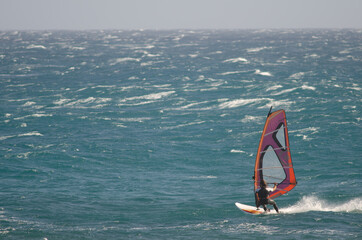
(255, 179, 279, 213)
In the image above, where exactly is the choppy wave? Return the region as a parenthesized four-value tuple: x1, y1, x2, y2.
(0, 131, 43, 141)
(254, 69, 272, 76)
(110, 57, 141, 65)
(119, 91, 175, 106)
(1, 30, 361, 240)
(219, 98, 271, 109)
(223, 57, 248, 63)
(219, 98, 294, 109)
(246, 46, 272, 53)
(230, 149, 246, 154)
(26, 44, 46, 49)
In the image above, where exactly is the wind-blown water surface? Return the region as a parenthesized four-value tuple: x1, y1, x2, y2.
(1, 30, 361, 239)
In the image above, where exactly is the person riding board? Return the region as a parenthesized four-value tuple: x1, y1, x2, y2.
(255, 179, 279, 213)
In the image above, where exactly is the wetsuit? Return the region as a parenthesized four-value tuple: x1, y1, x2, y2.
(256, 187, 279, 213)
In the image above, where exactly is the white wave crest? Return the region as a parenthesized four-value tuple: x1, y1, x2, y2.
(271, 87, 298, 96)
(26, 44, 46, 49)
(282, 196, 362, 214)
(219, 98, 271, 109)
(31, 113, 53, 118)
(53, 98, 72, 105)
(230, 149, 246, 154)
(246, 46, 272, 53)
(217, 70, 249, 76)
(189, 175, 218, 179)
(241, 115, 263, 123)
(301, 85, 316, 91)
(22, 101, 36, 107)
(18, 131, 43, 137)
(120, 91, 175, 103)
(110, 58, 140, 65)
(289, 72, 306, 79)
(223, 57, 248, 63)
(1, 131, 44, 141)
(255, 69, 272, 76)
(266, 85, 283, 91)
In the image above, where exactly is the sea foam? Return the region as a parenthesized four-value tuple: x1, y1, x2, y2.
(282, 196, 362, 214)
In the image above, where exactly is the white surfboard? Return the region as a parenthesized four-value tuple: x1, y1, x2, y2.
(235, 202, 277, 215)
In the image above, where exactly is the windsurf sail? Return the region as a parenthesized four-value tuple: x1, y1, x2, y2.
(254, 107, 297, 200)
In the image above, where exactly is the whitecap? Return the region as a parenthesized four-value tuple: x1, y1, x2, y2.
(69, 46, 85, 51)
(254, 69, 272, 76)
(26, 44, 46, 49)
(120, 91, 175, 103)
(18, 131, 43, 137)
(189, 175, 218, 179)
(258, 99, 295, 109)
(219, 98, 271, 109)
(162, 120, 205, 130)
(230, 149, 246, 153)
(91, 85, 116, 89)
(0, 135, 15, 141)
(110, 58, 140, 65)
(271, 87, 298, 96)
(140, 61, 154, 66)
(118, 100, 156, 106)
(241, 115, 263, 123)
(95, 98, 112, 103)
(266, 85, 283, 91)
(246, 46, 272, 53)
(65, 97, 96, 106)
(32, 113, 53, 117)
(22, 101, 36, 107)
(339, 49, 351, 54)
(289, 72, 305, 79)
(347, 86, 362, 91)
(53, 98, 72, 105)
(177, 101, 209, 110)
(290, 127, 319, 141)
(217, 70, 248, 76)
(301, 85, 316, 91)
(330, 56, 347, 62)
(304, 53, 320, 58)
(146, 53, 160, 57)
(223, 57, 248, 63)
(117, 117, 152, 122)
(0, 132, 44, 140)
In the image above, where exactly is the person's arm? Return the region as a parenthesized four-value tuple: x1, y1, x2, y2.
(272, 183, 278, 191)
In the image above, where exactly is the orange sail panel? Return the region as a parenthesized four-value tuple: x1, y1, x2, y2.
(254, 109, 297, 200)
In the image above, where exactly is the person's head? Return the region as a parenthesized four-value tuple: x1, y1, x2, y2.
(260, 179, 267, 188)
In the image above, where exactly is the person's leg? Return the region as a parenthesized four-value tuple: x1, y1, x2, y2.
(268, 199, 279, 213)
(255, 192, 260, 209)
(262, 204, 267, 212)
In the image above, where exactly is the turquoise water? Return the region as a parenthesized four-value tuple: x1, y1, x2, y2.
(0, 30, 361, 239)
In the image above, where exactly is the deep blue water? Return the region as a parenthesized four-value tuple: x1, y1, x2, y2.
(0, 29, 361, 239)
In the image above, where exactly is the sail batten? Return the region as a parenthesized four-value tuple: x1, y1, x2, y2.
(257, 166, 292, 170)
(254, 109, 297, 200)
(259, 146, 289, 154)
(264, 126, 286, 136)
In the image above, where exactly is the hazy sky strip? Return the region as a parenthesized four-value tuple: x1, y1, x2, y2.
(1, 0, 361, 30)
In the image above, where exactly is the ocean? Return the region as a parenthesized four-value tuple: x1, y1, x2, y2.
(0, 29, 361, 239)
